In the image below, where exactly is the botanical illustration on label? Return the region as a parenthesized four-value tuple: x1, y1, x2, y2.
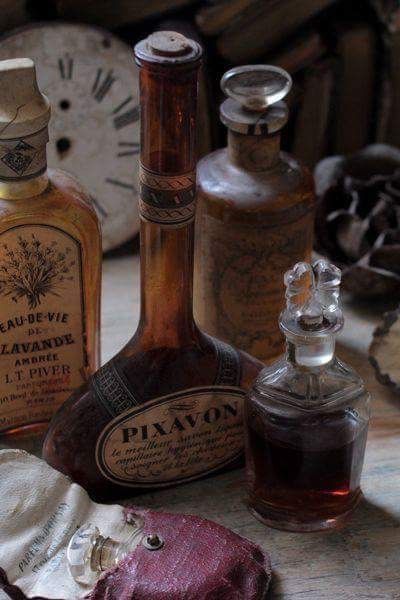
(96, 386, 245, 487)
(139, 164, 196, 228)
(0, 128, 48, 181)
(0, 225, 86, 432)
(195, 210, 314, 360)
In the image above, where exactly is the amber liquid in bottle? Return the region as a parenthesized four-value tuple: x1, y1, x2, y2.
(43, 32, 262, 500)
(0, 59, 101, 438)
(247, 409, 369, 524)
(245, 260, 370, 531)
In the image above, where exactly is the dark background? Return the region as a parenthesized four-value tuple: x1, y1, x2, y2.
(4, 0, 400, 168)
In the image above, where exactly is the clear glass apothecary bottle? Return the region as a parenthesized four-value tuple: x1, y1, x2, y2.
(245, 260, 370, 532)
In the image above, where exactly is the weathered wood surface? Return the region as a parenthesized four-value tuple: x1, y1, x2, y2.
(3, 253, 400, 599)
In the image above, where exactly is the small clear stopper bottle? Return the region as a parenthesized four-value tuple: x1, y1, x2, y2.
(244, 260, 370, 532)
(67, 516, 164, 587)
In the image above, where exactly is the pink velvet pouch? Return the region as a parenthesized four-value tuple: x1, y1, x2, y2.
(86, 506, 271, 600)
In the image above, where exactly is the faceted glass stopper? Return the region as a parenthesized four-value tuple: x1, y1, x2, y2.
(67, 517, 145, 587)
(280, 260, 343, 367)
(221, 65, 292, 112)
(282, 260, 343, 333)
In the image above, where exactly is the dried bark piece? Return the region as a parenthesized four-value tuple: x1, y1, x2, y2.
(370, 307, 400, 394)
(369, 230, 400, 275)
(342, 263, 400, 298)
(315, 144, 400, 298)
(329, 210, 370, 261)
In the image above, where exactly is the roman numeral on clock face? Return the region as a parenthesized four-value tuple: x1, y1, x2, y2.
(90, 196, 109, 219)
(112, 95, 139, 130)
(58, 55, 73, 79)
(92, 68, 115, 102)
(105, 178, 135, 191)
(117, 142, 140, 157)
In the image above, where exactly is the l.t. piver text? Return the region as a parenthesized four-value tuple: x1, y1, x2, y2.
(0, 225, 86, 432)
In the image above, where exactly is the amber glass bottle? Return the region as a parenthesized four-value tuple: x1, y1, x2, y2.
(43, 32, 263, 500)
(194, 65, 315, 363)
(0, 58, 101, 437)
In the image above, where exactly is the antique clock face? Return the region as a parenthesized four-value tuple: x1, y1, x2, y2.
(0, 23, 140, 251)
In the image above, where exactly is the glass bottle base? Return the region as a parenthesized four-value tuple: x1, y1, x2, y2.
(248, 489, 363, 532)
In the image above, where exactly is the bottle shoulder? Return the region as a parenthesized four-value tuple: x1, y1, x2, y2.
(197, 147, 314, 214)
(46, 168, 100, 223)
(250, 356, 369, 412)
(0, 169, 101, 243)
(117, 330, 264, 398)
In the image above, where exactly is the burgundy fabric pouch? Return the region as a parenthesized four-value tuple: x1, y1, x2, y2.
(1, 506, 271, 600)
(86, 506, 271, 600)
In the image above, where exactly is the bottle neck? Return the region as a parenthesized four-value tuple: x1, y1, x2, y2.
(138, 220, 196, 345)
(136, 51, 200, 346)
(0, 172, 49, 199)
(286, 336, 336, 368)
(227, 130, 280, 171)
(0, 126, 49, 199)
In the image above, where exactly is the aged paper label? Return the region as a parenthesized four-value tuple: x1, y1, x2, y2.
(195, 209, 314, 361)
(96, 386, 245, 487)
(0, 128, 48, 181)
(0, 225, 86, 432)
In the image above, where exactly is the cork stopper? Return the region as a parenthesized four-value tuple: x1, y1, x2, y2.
(220, 65, 291, 135)
(146, 31, 192, 57)
(134, 31, 202, 66)
(0, 58, 50, 140)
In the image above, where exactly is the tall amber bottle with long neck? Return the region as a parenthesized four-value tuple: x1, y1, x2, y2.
(0, 58, 101, 437)
(43, 32, 263, 500)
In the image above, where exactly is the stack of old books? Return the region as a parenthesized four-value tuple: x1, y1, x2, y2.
(4, 0, 399, 167)
(195, 0, 391, 167)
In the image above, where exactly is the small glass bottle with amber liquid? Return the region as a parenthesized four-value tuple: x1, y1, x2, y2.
(43, 32, 263, 500)
(245, 260, 370, 531)
(0, 59, 101, 437)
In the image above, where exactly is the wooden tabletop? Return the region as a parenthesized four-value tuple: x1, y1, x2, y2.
(4, 253, 400, 599)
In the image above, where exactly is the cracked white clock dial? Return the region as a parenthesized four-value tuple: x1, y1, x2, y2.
(0, 22, 140, 251)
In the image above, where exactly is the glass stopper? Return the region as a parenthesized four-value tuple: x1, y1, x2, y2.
(67, 517, 145, 587)
(221, 65, 292, 112)
(280, 260, 343, 367)
(282, 260, 343, 335)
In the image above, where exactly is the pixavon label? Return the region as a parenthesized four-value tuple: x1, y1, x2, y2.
(96, 386, 245, 487)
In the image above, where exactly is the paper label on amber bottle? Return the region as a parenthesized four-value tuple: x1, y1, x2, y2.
(0, 128, 48, 181)
(95, 386, 245, 487)
(0, 225, 86, 432)
(195, 206, 314, 361)
(139, 164, 196, 228)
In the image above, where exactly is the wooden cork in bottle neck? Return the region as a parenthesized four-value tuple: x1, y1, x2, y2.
(134, 31, 202, 66)
(147, 31, 192, 57)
